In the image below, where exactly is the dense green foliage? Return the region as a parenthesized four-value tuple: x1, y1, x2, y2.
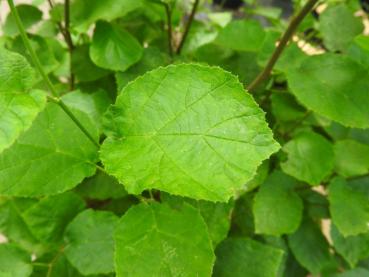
(0, 0, 369, 276)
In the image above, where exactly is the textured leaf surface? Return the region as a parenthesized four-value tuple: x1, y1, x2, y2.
(334, 140, 369, 177)
(64, 209, 119, 275)
(213, 238, 284, 277)
(288, 220, 336, 274)
(215, 20, 265, 52)
(0, 102, 98, 196)
(0, 244, 32, 277)
(331, 224, 369, 267)
(101, 64, 279, 201)
(253, 171, 303, 235)
(320, 4, 363, 52)
(0, 48, 35, 92)
(90, 21, 143, 71)
(114, 202, 215, 277)
(281, 132, 334, 185)
(23, 192, 85, 243)
(329, 177, 369, 236)
(287, 54, 369, 128)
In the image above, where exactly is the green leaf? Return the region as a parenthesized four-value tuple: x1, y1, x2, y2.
(320, 4, 363, 52)
(101, 64, 279, 202)
(0, 90, 47, 154)
(287, 53, 369, 128)
(71, 0, 143, 32)
(334, 268, 369, 277)
(253, 171, 303, 235)
(22, 192, 85, 243)
(347, 35, 369, 69)
(288, 219, 337, 275)
(334, 140, 369, 178)
(0, 48, 35, 92)
(114, 202, 215, 276)
(72, 45, 110, 82)
(0, 244, 32, 277)
(90, 21, 143, 72)
(3, 4, 42, 36)
(215, 20, 265, 52)
(331, 224, 369, 268)
(281, 131, 334, 185)
(0, 102, 98, 197)
(213, 238, 284, 277)
(271, 92, 306, 122)
(75, 170, 127, 200)
(64, 209, 119, 275)
(328, 177, 369, 236)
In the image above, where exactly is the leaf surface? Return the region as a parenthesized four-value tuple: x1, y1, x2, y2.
(0, 244, 32, 277)
(64, 209, 119, 275)
(114, 202, 215, 277)
(101, 64, 279, 201)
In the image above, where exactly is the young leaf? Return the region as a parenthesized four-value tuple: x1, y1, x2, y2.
(281, 131, 334, 185)
(114, 202, 215, 276)
(334, 140, 369, 178)
(328, 177, 369, 236)
(215, 20, 265, 52)
(101, 64, 279, 202)
(288, 220, 337, 275)
(0, 102, 98, 197)
(320, 4, 363, 52)
(90, 21, 143, 72)
(22, 192, 85, 243)
(213, 238, 284, 277)
(286, 54, 369, 128)
(0, 244, 32, 277)
(253, 171, 303, 236)
(64, 209, 119, 275)
(331, 224, 369, 268)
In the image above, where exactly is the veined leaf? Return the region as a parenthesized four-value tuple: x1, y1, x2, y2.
(0, 102, 98, 197)
(0, 244, 32, 277)
(287, 54, 369, 128)
(101, 64, 279, 202)
(64, 209, 119, 275)
(114, 202, 215, 276)
(90, 21, 143, 72)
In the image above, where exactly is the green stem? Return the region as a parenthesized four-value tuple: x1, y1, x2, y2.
(8, 0, 99, 148)
(164, 3, 173, 57)
(176, 0, 200, 54)
(247, 0, 319, 92)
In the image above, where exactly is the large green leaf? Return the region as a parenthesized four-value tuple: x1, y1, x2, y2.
(253, 171, 303, 235)
(320, 4, 363, 52)
(114, 202, 215, 276)
(288, 220, 337, 275)
(90, 21, 143, 72)
(0, 102, 98, 197)
(329, 177, 369, 236)
(71, 0, 143, 32)
(215, 20, 265, 52)
(334, 140, 369, 177)
(3, 4, 42, 37)
(0, 244, 32, 277)
(101, 64, 279, 201)
(287, 54, 369, 128)
(64, 209, 119, 275)
(331, 224, 369, 268)
(281, 131, 334, 185)
(23, 192, 85, 243)
(213, 238, 284, 277)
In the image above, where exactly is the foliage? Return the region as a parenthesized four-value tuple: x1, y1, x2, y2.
(0, 0, 368, 276)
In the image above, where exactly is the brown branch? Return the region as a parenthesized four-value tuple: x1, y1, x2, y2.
(176, 0, 200, 54)
(247, 0, 319, 92)
(164, 3, 173, 57)
(64, 0, 75, 90)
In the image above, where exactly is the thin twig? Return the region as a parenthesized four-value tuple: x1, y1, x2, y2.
(8, 0, 99, 148)
(176, 0, 200, 54)
(247, 0, 319, 92)
(64, 0, 75, 89)
(163, 3, 173, 57)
